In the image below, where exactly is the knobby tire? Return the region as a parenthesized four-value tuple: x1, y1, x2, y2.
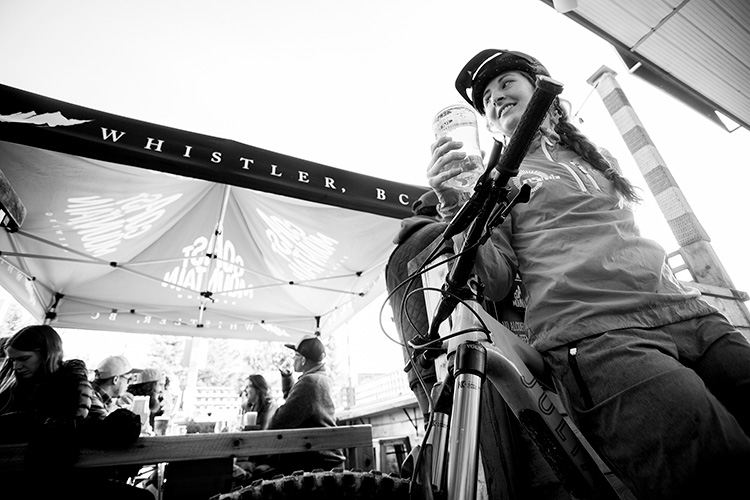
(215, 468, 411, 500)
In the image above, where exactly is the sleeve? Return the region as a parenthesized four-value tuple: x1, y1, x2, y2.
(87, 391, 109, 421)
(448, 212, 518, 302)
(58, 359, 94, 421)
(479, 220, 518, 301)
(281, 371, 294, 399)
(434, 183, 519, 301)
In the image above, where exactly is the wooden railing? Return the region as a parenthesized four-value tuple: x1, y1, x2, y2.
(0, 424, 372, 470)
(0, 425, 374, 500)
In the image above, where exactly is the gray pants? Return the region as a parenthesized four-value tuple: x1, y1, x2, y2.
(543, 313, 750, 500)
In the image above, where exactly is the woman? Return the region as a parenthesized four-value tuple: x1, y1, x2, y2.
(427, 49, 750, 500)
(241, 373, 277, 430)
(0, 325, 150, 500)
(0, 324, 91, 442)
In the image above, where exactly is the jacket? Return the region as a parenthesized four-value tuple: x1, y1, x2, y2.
(270, 364, 338, 430)
(385, 215, 447, 388)
(270, 364, 344, 465)
(476, 140, 716, 351)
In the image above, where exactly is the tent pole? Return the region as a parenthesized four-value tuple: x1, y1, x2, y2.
(185, 185, 233, 411)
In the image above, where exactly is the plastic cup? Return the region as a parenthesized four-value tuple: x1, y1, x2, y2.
(131, 395, 151, 434)
(432, 103, 485, 192)
(153, 416, 170, 436)
(243, 411, 258, 427)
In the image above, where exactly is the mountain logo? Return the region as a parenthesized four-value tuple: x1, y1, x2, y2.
(0, 111, 92, 127)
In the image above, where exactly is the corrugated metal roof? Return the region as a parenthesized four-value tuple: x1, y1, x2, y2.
(539, 0, 750, 132)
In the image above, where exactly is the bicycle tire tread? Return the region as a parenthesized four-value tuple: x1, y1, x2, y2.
(214, 468, 411, 500)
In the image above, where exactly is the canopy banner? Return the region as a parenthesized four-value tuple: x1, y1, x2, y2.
(0, 84, 429, 342)
(0, 83, 425, 219)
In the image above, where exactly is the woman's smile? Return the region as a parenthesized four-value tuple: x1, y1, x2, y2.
(482, 71, 535, 136)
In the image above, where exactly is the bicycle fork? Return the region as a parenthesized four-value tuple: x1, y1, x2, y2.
(445, 342, 485, 500)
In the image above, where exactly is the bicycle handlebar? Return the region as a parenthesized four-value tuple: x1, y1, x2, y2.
(492, 75, 564, 185)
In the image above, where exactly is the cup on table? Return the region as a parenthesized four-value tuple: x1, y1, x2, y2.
(131, 395, 151, 435)
(243, 411, 258, 428)
(153, 416, 170, 436)
(432, 103, 485, 193)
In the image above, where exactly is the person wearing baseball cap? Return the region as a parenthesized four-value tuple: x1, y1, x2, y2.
(255, 334, 344, 477)
(90, 355, 139, 419)
(127, 367, 166, 430)
(284, 335, 326, 363)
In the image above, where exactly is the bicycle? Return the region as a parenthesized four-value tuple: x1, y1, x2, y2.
(217, 76, 630, 500)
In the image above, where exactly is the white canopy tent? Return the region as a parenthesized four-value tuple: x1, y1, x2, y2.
(0, 83, 428, 344)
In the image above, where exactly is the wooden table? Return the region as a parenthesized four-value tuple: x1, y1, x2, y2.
(0, 425, 374, 499)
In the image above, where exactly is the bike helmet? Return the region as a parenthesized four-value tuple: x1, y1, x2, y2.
(455, 49, 550, 115)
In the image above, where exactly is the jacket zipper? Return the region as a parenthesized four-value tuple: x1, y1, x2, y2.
(542, 139, 588, 193)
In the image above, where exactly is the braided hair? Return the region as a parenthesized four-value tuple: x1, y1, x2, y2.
(552, 100, 641, 204)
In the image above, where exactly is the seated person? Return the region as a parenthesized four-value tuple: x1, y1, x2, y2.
(254, 336, 345, 477)
(241, 373, 277, 430)
(128, 367, 166, 432)
(90, 355, 138, 419)
(88, 355, 146, 487)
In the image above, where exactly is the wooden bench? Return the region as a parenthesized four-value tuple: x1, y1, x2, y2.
(0, 425, 374, 499)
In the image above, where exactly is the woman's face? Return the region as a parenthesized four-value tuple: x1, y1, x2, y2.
(482, 71, 535, 137)
(6, 346, 44, 380)
(245, 382, 257, 402)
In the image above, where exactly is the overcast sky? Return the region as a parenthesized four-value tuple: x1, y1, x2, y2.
(2, 0, 747, 373)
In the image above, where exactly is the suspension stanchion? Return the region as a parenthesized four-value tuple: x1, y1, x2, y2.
(446, 340, 486, 500)
(427, 380, 453, 492)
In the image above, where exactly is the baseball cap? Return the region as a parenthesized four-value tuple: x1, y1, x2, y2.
(285, 336, 326, 362)
(131, 367, 164, 385)
(411, 190, 439, 217)
(95, 355, 138, 380)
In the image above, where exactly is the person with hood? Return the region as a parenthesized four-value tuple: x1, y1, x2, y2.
(385, 190, 447, 421)
(426, 48, 750, 499)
